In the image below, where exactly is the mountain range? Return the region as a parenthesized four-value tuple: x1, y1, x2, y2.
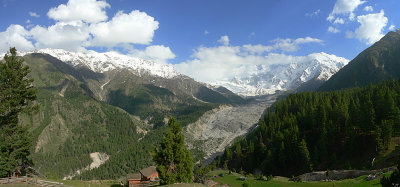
(211, 52, 349, 96)
(2, 46, 350, 179)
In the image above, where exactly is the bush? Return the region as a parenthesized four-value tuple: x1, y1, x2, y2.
(242, 182, 250, 187)
(290, 176, 302, 182)
(255, 174, 263, 180)
(268, 175, 273, 181)
(380, 175, 391, 187)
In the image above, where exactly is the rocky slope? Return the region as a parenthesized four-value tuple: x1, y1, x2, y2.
(184, 94, 277, 161)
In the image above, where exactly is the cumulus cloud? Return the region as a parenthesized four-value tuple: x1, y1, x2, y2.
(327, 0, 366, 21)
(175, 45, 322, 83)
(130, 45, 175, 63)
(272, 37, 323, 52)
(48, 0, 109, 23)
(30, 21, 90, 51)
(90, 10, 159, 47)
(328, 26, 340, 33)
(364, 6, 373, 12)
(389, 25, 396, 31)
(29, 11, 40, 18)
(334, 18, 345, 24)
(175, 37, 324, 83)
(352, 10, 388, 44)
(242, 44, 273, 55)
(0, 25, 34, 53)
(305, 9, 321, 17)
(218, 35, 230, 46)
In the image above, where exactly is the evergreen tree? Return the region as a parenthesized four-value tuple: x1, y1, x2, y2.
(298, 139, 312, 173)
(0, 48, 37, 177)
(153, 117, 193, 185)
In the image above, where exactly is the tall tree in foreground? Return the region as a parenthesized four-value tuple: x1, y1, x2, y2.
(153, 117, 193, 185)
(0, 47, 37, 177)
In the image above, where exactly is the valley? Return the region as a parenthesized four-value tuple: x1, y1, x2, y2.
(185, 94, 278, 161)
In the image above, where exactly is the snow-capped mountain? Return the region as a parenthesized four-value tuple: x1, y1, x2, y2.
(211, 52, 349, 96)
(24, 48, 180, 79)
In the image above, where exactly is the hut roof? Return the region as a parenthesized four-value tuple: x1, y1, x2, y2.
(128, 173, 141, 180)
(140, 166, 157, 177)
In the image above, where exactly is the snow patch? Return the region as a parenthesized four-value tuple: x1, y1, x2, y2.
(23, 48, 180, 79)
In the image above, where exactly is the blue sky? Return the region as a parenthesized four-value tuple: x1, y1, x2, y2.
(0, 0, 398, 82)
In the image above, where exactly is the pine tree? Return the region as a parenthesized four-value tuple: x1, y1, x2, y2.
(298, 139, 312, 173)
(0, 47, 37, 177)
(153, 117, 193, 185)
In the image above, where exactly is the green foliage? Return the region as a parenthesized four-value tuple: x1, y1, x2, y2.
(153, 118, 194, 185)
(0, 48, 37, 177)
(194, 161, 210, 184)
(381, 156, 400, 186)
(219, 78, 400, 177)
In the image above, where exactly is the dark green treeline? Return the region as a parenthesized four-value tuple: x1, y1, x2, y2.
(218, 79, 400, 177)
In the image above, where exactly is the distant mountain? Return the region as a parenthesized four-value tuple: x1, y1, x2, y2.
(212, 52, 349, 96)
(320, 30, 400, 91)
(23, 49, 246, 125)
(9, 49, 247, 179)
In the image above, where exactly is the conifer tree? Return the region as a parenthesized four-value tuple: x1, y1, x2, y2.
(0, 47, 37, 177)
(153, 117, 193, 185)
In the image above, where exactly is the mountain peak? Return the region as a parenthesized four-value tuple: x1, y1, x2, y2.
(25, 48, 180, 79)
(211, 53, 349, 96)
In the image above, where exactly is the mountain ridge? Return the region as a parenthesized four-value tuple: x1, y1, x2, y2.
(211, 52, 349, 96)
(319, 30, 400, 91)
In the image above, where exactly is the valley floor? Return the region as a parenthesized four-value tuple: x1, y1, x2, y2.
(207, 170, 385, 187)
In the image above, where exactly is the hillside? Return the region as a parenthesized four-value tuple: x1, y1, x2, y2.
(320, 30, 400, 91)
(18, 51, 245, 180)
(218, 79, 400, 177)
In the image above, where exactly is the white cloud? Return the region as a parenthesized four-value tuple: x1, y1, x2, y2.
(272, 37, 323, 52)
(30, 21, 90, 51)
(48, 0, 110, 23)
(204, 30, 209, 35)
(328, 0, 366, 21)
(218, 35, 230, 46)
(29, 11, 40, 18)
(306, 9, 321, 17)
(353, 10, 388, 44)
(90, 10, 159, 47)
(0, 25, 34, 53)
(175, 45, 321, 84)
(364, 6, 373, 12)
(130, 45, 175, 63)
(328, 26, 340, 33)
(175, 36, 324, 83)
(389, 25, 396, 31)
(334, 18, 345, 24)
(242, 44, 272, 55)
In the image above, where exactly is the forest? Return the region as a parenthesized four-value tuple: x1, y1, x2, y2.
(218, 78, 400, 177)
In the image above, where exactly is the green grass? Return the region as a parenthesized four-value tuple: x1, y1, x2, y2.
(208, 170, 383, 187)
(0, 185, 39, 187)
(164, 184, 206, 187)
(45, 179, 120, 187)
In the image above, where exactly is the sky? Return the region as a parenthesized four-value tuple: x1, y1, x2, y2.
(0, 0, 398, 83)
